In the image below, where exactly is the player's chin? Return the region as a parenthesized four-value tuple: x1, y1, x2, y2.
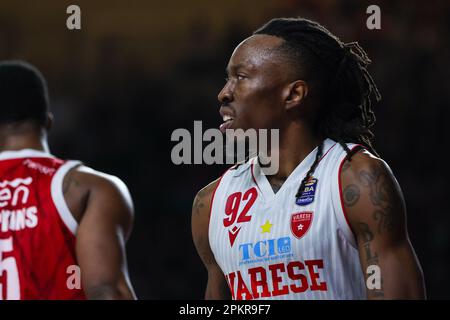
(226, 124, 259, 143)
(225, 122, 251, 135)
(225, 118, 253, 133)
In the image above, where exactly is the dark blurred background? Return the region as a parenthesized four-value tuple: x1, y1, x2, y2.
(1, 0, 449, 299)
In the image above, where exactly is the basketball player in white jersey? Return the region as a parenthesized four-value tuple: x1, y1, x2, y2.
(0, 61, 136, 299)
(192, 18, 425, 300)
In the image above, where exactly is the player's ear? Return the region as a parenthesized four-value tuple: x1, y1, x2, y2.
(46, 112, 54, 131)
(283, 80, 308, 111)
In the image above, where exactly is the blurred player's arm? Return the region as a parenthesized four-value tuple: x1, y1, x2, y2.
(341, 150, 426, 299)
(192, 179, 231, 300)
(69, 167, 136, 300)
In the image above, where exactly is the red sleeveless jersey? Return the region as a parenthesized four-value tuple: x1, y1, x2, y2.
(0, 149, 85, 300)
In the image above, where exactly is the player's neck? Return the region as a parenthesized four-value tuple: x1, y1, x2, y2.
(0, 125, 50, 153)
(265, 122, 321, 182)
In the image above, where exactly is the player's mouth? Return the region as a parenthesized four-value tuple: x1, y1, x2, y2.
(220, 114, 234, 133)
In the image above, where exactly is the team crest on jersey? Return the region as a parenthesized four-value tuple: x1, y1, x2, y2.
(295, 177, 318, 206)
(290, 211, 313, 239)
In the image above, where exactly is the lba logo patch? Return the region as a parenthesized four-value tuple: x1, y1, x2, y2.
(290, 212, 313, 239)
(295, 178, 317, 206)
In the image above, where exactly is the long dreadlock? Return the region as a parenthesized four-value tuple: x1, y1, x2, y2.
(253, 18, 381, 200)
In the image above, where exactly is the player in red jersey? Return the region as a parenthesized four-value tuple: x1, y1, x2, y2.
(0, 61, 136, 300)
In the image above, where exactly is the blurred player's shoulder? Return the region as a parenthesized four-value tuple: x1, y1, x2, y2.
(63, 165, 133, 227)
(67, 165, 132, 198)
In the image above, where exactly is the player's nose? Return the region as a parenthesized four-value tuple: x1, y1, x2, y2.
(218, 81, 233, 105)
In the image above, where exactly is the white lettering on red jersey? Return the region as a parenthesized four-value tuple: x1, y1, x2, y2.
(209, 138, 366, 300)
(0, 149, 85, 300)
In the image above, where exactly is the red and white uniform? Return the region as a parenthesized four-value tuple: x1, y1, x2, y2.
(209, 138, 367, 300)
(0, 149, 85, 300)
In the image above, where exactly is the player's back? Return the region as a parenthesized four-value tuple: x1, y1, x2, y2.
(0, 149, 85, 300)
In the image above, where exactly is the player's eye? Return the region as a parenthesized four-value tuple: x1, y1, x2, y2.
(237, 74, 246, 80)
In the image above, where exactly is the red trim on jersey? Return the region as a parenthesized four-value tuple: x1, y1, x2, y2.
(318, 142, 337, 164)
(337, 144, 365, 237)
(250, 162, 260, 190)
(208, 176, 223, 222)
(208, 165, 236, 223)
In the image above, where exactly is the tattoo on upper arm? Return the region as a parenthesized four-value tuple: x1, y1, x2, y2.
(357, 222, 378, 265)
(359, 166, 391, 208)
(342, 160, 351, 172)
(358, 164, 397, 234)
(373, 210, 393, 235)
(193, 185, 214, 216)
(193, 194, 205, 216)
(345, 162, 402, 298)
(343, 184, 360, 207)
(193, 182, 220, 216)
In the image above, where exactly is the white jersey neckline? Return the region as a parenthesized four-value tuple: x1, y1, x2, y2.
(250, 138, 337, 201)
(0, 148, 54, 160)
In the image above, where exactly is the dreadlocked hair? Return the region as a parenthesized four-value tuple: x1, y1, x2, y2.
(254, 17, 382, 199)
(295, 140, 324, 199)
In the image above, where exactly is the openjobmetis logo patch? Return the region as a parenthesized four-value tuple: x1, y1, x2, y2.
(290, 212, 313, 239)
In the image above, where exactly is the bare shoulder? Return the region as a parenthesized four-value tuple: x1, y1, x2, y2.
(340, 148, 406, 239)
(339, 148, 401, 196)
(192, 178, 221, 219)
(341, 149, 391, 176)
(69, 166, 132, 198)
(63, 165, 134, 233)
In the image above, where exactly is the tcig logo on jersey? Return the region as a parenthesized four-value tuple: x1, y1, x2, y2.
(238, 237, 293, 266)
(295, 177, 318, 206)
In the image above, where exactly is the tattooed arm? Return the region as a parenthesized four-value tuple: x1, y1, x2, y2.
(191, 179, 231, 299)
(340, 150, 425, 299)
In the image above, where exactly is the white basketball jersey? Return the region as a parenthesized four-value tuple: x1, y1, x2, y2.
(209, 138, 367, 300)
